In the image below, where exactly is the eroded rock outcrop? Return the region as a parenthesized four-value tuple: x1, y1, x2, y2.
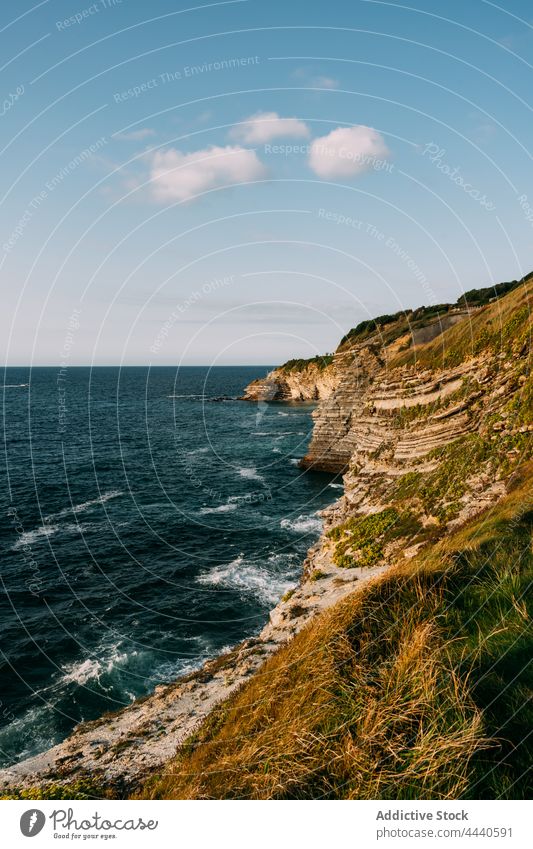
(2, 278, 530, 797)
(241, 357, 340, 402)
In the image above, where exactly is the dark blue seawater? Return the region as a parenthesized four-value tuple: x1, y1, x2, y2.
(0, 367, 340, 767)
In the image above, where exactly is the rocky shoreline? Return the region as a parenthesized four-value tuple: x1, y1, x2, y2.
(2, 278, 530, 796)
(0, 498, 383, 795)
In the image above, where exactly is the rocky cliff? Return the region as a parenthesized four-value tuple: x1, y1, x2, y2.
(2, 276, 531, 799)
(240, 354, 340, 401)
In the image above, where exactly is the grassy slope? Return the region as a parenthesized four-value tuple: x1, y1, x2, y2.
(142, 464, 532, 800)
(390, 278, 532, 369)
(272, 274, 531, 370)
(142, 281, 532, 800)
(338, 272, 531, 353)
(4, 277, 531, 803)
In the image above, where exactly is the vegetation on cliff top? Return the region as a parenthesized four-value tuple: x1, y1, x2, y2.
(338, 272, 531, 353)
(268, 272, 531, 378)
(338, 303, 452, 348)
(278, 353, 334, 373)
(391, 278, 531, 369)
(140, 465, 532, 800)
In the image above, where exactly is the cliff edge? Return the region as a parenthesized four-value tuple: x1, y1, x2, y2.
(2, 274, 531, 800)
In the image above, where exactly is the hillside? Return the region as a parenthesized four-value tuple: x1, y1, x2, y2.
(240, 272, 531, 406)
(144, 465, 532, 799)
(1, 275, 531, 801)
(145, 276, 532, 800)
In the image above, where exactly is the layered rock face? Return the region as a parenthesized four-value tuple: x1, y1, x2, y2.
(300, 301, 528, 482)
(300, 354, 475, 474)
(1, 280, 530, 796)
(245, 282, 531, 542)
(241, 358, 340, 402)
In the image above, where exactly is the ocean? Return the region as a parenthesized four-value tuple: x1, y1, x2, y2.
(0, 366, 340, 767)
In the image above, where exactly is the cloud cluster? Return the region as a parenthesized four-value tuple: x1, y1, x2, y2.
(230, 111, 310, 143)
(145, 114, 389, 203)
(148, 145, 266, 202)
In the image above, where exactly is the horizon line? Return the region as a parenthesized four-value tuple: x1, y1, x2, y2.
(3, 363, 279, 368)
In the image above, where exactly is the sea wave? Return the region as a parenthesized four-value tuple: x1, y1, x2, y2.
(167, 394, 234, 401)
(12, 521, 100, 550)
(60, 644, 132, 686)
(238, 467, 264, 483)
(45, 490, 123, 521)
(12, 524, 59, 549)
(196, 554, 294, 606)
(274, 431, 306, 440)
(199, 503, 238, 515)
(280, 513, 322, 534)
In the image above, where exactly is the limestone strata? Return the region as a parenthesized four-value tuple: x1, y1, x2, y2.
(2, 284, 530, 796)
(301, 341, 478, 474)
(241, 360, 340, 402)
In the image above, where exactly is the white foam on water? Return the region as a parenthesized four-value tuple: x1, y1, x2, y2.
(274, 431, 306, 440)
(238, 467, 264, 482)
(197, 555, 293, 606)
(60, 644, 132, 686)
(12, 524, 59, 549)
(199, 503, 238, 515)
(280, 513, 323, 534)
(45, 490, 123, 521)
(12, 521, 100, 550)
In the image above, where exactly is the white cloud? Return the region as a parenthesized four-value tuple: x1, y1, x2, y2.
(309, 125, 390, 179)
(230, 111, 310, 143)
(148, 144, 266, 202)
(312, 75, 339, 89)
(115, 128, 156, 141)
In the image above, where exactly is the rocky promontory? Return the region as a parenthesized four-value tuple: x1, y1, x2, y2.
(2, 274, 531, 799)
(240, 354, 340, 402)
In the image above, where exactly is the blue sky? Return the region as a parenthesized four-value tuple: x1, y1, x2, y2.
(1, 0, 532, 365)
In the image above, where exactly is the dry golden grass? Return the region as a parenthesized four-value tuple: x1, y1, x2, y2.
(139, 463, 532, 800)
(141, 577, 487, 799)
(390, 278, 532, 369)
(140, 577, 486, 798)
